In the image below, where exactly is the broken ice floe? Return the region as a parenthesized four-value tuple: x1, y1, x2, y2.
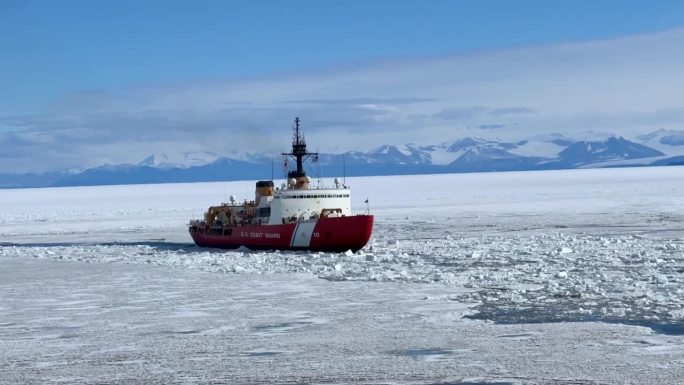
(3, 222, 684, 328)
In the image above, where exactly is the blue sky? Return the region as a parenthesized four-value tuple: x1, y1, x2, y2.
(2, 1, 684, 172)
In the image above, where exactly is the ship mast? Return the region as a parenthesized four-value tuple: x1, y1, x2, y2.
(282, 117, 318, 180)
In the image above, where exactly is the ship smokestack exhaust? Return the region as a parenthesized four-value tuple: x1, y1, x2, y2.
(255, 180, 274, 205)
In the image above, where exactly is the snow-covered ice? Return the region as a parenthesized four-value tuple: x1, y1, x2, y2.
(1, 166, 684, 384)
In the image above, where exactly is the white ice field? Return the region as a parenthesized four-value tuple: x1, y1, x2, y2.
(1, 166, 683, 384)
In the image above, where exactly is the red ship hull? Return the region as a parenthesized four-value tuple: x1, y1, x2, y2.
(189, 215, 373, 252)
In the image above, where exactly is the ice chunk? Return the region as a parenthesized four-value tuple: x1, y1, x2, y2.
(344, 249, 354, 257)
(557, 271, 568, 279)
(655, 274, 669, 284)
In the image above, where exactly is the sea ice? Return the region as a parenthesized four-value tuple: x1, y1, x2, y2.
(655, 274, 669, 285)
(1, 167, 684, 383)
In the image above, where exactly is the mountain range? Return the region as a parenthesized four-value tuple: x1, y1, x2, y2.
(2, 129, 683, 189)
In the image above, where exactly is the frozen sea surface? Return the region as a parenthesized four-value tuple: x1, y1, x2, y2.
(1, 167, 684, 384)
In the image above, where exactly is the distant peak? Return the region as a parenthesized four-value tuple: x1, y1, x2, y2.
(441, 136, 497, 152)
(637, 128, 684, 143)
(370, 144, 416, 156)
(139, 154, 156, 166)
(370, 145, 393, 154)
(138, 154, 168, 166)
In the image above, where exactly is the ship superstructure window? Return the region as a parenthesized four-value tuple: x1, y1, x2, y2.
(279, 193, 350, 199)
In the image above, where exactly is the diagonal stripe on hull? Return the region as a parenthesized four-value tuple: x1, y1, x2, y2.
(291, 221, 317, 248)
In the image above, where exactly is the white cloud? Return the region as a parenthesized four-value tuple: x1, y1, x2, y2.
(2, 28, 684, 172)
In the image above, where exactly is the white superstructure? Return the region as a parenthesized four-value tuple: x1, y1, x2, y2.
(267, 186, 351, 224)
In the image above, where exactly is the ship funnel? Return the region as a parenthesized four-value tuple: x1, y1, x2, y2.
(255, 180, 274, 205)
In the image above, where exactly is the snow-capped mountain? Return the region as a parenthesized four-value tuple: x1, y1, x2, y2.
(510, 139, 569, 158)
(2, 130, 683, 188)
(554, 137, 665, 167)
(137, 151, 221, 169)
(350, 135, 666, 171)
(347, 144, 431, 165)
(637, 128, 684, 155)
(417, 137, 517, 166)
